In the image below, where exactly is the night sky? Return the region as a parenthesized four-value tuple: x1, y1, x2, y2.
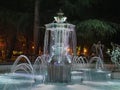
(0, 0, 120, 23)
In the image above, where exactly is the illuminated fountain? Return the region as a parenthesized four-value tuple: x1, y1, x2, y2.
(8, 10, 76, 84)
(1, 11, 119, 90)
(44, 10, 76, 82)
(9, 11, 110, 83)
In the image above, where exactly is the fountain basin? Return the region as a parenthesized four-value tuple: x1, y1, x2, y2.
(83, 69, 111, 81)
(0, 73, 120, 90)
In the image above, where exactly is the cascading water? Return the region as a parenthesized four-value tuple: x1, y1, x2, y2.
(87, 56, 110, 81)
(11, 55, 33, 74)
(89, 56, 104, 70)
(10, 10, 77, 83)
(44, 10, 76, 82)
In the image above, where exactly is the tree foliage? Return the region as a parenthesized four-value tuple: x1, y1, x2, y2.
(76, 19, 118, 46)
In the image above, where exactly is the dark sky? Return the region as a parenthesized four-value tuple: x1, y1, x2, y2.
(0, 0, 120, 23)
(95, 0, 120, 23)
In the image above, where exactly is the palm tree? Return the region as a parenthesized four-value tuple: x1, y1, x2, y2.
(76, 19, 117, 52)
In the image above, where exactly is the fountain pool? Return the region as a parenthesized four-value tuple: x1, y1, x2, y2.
(0, 73, 120, 90)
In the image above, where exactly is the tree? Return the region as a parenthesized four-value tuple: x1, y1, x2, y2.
(76, 19, 117, 51)
(0, 10, 33, 61)
(33, 0, 40, 55)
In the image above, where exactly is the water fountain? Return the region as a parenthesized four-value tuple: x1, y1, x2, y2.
(1, 11, 120, 90)
(44, 10, 76, 83)
(87, 56, 111, 81)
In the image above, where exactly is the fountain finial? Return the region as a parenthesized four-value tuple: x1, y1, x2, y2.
(54, 9, 67, 23)
(57, 9, 64, 16)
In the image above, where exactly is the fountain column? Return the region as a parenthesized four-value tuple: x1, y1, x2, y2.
(44, 10, 76, 82)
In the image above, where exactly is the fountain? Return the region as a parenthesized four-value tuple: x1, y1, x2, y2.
(88, 56, 111, 81)
(1, 11, 120, 90)
(44, 10, 76, 83)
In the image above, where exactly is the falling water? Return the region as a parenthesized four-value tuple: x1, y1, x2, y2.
(89, 56, 104, 70)
(11, 55, 33, 74)
(44, 10, 76, 82)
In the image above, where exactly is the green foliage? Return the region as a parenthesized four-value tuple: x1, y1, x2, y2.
(76, 19, 118, 45)
(77, 19, 116, 35)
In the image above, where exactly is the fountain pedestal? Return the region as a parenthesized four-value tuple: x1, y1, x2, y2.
(47, 64, 71, 83)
